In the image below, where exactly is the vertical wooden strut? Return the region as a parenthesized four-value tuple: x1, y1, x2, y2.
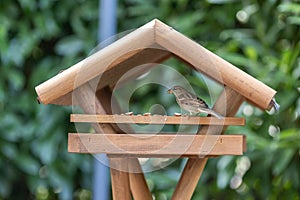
(73, 84, 115, 134)
(96, 87, 152, 200)
(73, 84, 132, 200)
(171, 87, 245, 200)
(110, 157, 131, 200)
(128, 158, 153, 200)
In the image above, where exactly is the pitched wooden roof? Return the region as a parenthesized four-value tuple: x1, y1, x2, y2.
(35, 19, 276, 110)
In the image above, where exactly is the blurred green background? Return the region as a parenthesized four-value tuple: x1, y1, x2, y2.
(0, 0, 299, 199)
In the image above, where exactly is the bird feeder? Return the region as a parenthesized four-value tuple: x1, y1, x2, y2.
(35, 19, 277, 199)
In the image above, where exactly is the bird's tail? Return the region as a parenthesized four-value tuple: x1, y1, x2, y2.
(200, 108, 224, 119)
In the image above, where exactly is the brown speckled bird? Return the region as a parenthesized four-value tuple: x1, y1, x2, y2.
(168, 86, 224, 119)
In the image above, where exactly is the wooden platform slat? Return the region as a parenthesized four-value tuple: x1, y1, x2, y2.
(68, 133, 246, 157)
(70, 114, 245, 126)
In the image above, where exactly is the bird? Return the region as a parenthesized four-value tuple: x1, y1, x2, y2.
(167, 85, 224, 119)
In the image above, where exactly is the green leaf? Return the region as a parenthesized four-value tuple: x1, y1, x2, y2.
(7, 69, 25, 91)
(0, 178, 12, 198)
(16, 154, 40, 175)
(287, 16, 300, 25)
(55, 36, 84, 56)
(244, 46, 258, 61)
(279, 129, 299, 140)
(278, 3, 300, 14)
(273, 148, 295, 175)
(1, 143, 18, 159)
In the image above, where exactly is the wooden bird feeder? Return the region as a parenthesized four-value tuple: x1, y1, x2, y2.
(35, 19, 277, 199)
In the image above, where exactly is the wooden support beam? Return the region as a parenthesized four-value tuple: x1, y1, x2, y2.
(128, 158, 153, 200)
(68, 133, 245, 157)
(96, 87, 152, 199)
(110, 158, 131, 200)
(171, 87, 245, 200)
(95, 86, 124, 133)
(70, 114, 245, 126)
(73, 84, 115, 133)
(73, 84, 131, 199)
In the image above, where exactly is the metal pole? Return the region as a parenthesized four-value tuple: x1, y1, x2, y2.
(93, 0, 117, 200)
(98, 0, 117, 43)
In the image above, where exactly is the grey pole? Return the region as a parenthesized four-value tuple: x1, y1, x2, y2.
(93, 0, 117, 200)
(98, 0, 117, 43)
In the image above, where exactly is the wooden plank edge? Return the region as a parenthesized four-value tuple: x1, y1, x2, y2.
(68, 133, 246, 157)
(70, 114, 245, 126)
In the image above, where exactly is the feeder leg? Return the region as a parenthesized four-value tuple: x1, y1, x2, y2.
(172, 87, 244, 200)
(128, 158, 152, 200)
(97, 87, 152, 199)
(74, 84, 132, 199)
(110, 157, 131, 200)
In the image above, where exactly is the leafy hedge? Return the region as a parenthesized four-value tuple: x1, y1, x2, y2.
(1, 0, 299, 199)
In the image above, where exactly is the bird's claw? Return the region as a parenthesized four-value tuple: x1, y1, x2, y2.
(183, 113, 191, 119)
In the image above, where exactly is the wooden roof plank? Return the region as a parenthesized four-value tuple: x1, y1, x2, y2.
(35, 19, 277, 110)
(153, 19, 276, 110)
(35, 20, 157, 105)
(51, 48, 171, 106)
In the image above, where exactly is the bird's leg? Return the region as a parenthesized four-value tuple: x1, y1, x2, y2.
(182, 111, 190, 119)
(182, 113, 189, 117)
(187, 111, 194, 120)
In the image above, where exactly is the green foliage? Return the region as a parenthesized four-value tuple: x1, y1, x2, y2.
(119, 0, 300, 199)
(1, 0, 299, 199)
(0, 0, 96, 199)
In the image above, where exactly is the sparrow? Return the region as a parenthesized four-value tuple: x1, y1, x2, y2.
(168, 86, 224, 119)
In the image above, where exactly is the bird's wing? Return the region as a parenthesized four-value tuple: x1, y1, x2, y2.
(196, 97, 209, 108)
(180, 98, 209, 109)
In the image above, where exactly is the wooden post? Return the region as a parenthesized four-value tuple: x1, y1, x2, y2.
(96, 86, 152, 200)
(74, 84, 131, 200)
(73, 83, 115, 133)
(171, 87, 245, 200)
(110, 157, 131, 200)
(128, 158, 153, 200)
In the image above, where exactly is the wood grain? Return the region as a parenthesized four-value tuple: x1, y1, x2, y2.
(154, 19, 276, 110)
(68, 133, 245, 157)
(73, 85, 132, 199)
(128, 158, 153, 200)
(70, 114, 245, 126)
(73, 84, 115, 133)
(110, 158, 131, 200)
(35, 19, 276, 109)
(96, 86, 152, 199)
(35, 20, 157, 105)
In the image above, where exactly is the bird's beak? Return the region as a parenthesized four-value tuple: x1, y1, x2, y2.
(167, 89, 173, 94)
